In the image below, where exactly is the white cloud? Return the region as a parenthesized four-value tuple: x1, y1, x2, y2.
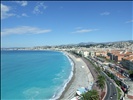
(33, 2, 47, 14)
(126, 20, 133, 23)
(72, 28, 98, 33)
(100, 12, 110, 16)
(22, 13, 29, 17)
(1, 4, 28, 19)
(14, 1, 28, 6)
(2, 26, 52, 36)
(76, 29, 92, 33)
(1, 4, 16, 19)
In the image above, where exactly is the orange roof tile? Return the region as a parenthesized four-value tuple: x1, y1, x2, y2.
(123, 56, 133, 61)
(115, 72, 125, 78)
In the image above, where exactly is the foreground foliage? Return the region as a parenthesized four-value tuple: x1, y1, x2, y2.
(81, 90, 99, 100)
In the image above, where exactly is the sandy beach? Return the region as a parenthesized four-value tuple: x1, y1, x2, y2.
(58, 52, 94, 100)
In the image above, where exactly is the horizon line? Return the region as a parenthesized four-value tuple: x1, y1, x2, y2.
(1, 39, 133, 48)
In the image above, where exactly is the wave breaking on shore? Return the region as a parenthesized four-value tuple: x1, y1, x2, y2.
(50, 52, 74, 100)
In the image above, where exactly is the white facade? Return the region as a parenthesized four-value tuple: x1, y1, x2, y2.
(83, 51, 89, 57)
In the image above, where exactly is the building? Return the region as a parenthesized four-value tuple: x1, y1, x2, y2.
(121, 56, 133, 70)
(89, 51, 96, 57)
(83, 51, 89, 57)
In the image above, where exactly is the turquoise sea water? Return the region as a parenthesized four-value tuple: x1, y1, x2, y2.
(1, 50, 73, 100)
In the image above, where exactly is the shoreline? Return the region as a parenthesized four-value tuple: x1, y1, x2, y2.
(58, 51, 94, 100)
(51, 51, 75, 100)
(58, 52, 76, 100)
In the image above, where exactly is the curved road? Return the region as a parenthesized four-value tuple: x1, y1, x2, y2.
(102, 72, 117, 100)
(82, 57, 118, 100)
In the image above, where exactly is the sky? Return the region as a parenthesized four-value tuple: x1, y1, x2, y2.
(1, 1, 133, 47)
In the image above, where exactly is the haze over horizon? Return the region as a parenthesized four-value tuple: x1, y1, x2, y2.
(1, 1, 133, 47)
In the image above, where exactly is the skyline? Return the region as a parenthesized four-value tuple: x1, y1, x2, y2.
(1, 1, 133, 47)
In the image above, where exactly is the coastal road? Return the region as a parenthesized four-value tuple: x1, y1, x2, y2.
(70, 53, 118, 100)
(101, 72, 117, 100)
(89, 56, 118, 100)
(82, 57, 118, 100)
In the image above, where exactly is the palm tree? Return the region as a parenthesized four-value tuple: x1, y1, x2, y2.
(81, 90, 99, 100)
(96, 67, 101, 74)
(90, 90, 99, 100)
(97, 75, 105, 81)
(97, 75, 105, 99)
(97, 80, 105, 91)
(97, 75, 105, 91)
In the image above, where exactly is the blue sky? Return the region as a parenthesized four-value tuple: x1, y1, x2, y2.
(1, 1, 133, 47)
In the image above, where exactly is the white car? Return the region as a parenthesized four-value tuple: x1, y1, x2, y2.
(110, 96, 113, 99)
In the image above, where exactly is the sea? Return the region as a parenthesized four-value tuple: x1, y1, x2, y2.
(1, 50, 74, 100)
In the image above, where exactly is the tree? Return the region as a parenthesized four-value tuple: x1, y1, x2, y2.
(81, 90, 99, 100)
(128, 70, 133, 75)
(97, 75, 105, 91)
(96, 75, 105, 100)
(97, 75, 105, 82)
(96, 67, 101, 74)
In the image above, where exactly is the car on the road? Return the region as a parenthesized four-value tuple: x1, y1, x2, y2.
(113, 93, 116, 96)
(110, 96, 113, 99)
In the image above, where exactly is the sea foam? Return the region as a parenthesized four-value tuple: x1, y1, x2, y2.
(51, 51, 74, 100)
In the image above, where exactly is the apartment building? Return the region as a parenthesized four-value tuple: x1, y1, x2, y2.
(121, 56, 133, 71)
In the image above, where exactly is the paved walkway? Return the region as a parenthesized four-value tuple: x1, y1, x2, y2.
(81, 57, 107, 100)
